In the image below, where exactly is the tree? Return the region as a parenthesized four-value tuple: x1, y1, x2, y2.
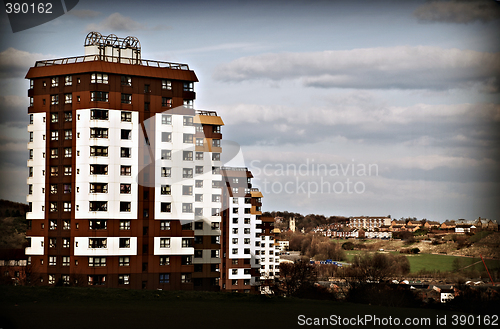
(346, 253, 410, 283)
(274, 259, 318, 297)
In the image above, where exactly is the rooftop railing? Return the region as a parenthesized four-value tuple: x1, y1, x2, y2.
(34, 54, 190, 70)
(196, 110, 218, 116)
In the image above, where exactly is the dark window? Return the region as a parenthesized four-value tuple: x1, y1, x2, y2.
(90, 164, 108, 175)
(89, 183, 108, 193)
(120, 184, 131, 194)
(159, 273, 169, 283)
(121, 76, 131, 86)
(161, 203, 171, 213)
(120, 166, 131, 176)
(90, 128, 108, 138)
(162, 97, 172, 107)
(89, 220, 107, 230)
(90, 146, 108, 156)
(89, 201, 107, 212)
(121, 111, 131, 122)
(121, 148, 131, 158)
(90, 109, 108, 120)
(121, 94, 132, 104)
(121, 129, 131, 140)
(120, 202, 131, 212)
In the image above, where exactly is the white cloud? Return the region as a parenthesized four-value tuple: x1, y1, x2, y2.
(413, 0, 500, 24)
(86, 13, 170, 32)
(213, 46, 500, 92)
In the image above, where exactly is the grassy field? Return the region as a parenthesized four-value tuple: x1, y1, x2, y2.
(0, 285, 466, 329)
(344, 250, 500, 273)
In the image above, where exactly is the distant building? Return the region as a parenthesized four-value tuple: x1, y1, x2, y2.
(349, 216, 391, 230)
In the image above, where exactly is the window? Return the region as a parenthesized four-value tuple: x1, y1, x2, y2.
(121, 147, 131, 158)
(90, 146, 108, 157)
(120, 129, 131, 140)
(181, 255, 192, 265)
(65, 75, 72, 86)
(50, 131, 58, 141)
(181, 273, 191, 283)
(28, 149, 33, 160)
(159, 273, 170, 283)
(212, 181, 222, 188)
(183, 116, 193, 126)
(161, 132, 172, 142)
(244, 238, 250, 244)
(51, 112, 58, 123)
(211, 250, 220, 258)
(121, 111, 132, 122)
(119, 238, 130, 248)
(121, 93, 132, 104)
(183, 133, 193, 143)
(90, 91, 109, 102)
(181, 238, 192, 248)
(244, 248, 250, 254)
(28, 167, 33, 177)
(162, 79, 172, 90)
(120, 202, 131, 212)
(50, 166, 58, 176)
(161, 203, 171, 213)
(162, 97, 172, 107)
(182, 185, 193, 196)
(183, 82, 193, 91)
(119, 220, 130, 230)
(62, 256, 70, 267)
(88, 275, 106, 285)
(50, 148, 58, 159)
(244, 228, 251, 234)
(88, 257, 107, 266)
(183, 99, 193, 109)
(195, 166, 203, 174)
(161, 185, 171, 195)
(182, 203, 192, 213)
(63, 202, 71, 212)
(162, 114, 172, 125)
(232, 188, 239, 194)
(49, 202, 57, 213)
(212, 139, 221, 147)
(29, 131, 33, 142)
(211, 222, 220, 230)
(212, 208, 220, 216)
(182, 222, 192, 230)
(121, 76, 132, 86)
(49, 238, 56, 248)
(89, 238, 107, 249)
(118, 274, 130, 285)
(160, 256, 170, 266)
(90, 127, 108, 139)
(183, 168, 193, 178)
(195, 180, 203, 188)
(28, 184, 33, 195)
(64, 148, 72, 158)
(183, 151, 193, 161)
(195, 138, 204, 146)
(232, 238, 238, 244)
(120, 184, 131, 194)
(64, 130, 72, 140)
(29, 114, 33, 124)
(212, 194, 221, 202)
(49, 256, 57, 266)
(161, 167, 171, 177)
(90, 109, 108, 120)
(161, 150, 171, 160)
(89, 183, 107, 193)
(160, 220, 170, 230)
(65, 94, 72, 104)
(62, 238, 70, 248)
(213, 125, 221, 133)
(89, 201, 107, 211)
(212, 153, 221, 161)
(245, 208, 251, 214)
(160, 238, 170, 248)
(89, 220, 107, 230)
(48, 274, 55, 284)
(63, 220, 71, 229)
(90, 164, 108, 175)
(120, 166, 131, 176)
(51, 77, 59, 87)
(212, 167, 220, 174)
(91, 73, 108, 84)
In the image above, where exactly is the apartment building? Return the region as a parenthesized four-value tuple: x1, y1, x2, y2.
(25, 32, 224, 290)
(24, 32, 277, 292)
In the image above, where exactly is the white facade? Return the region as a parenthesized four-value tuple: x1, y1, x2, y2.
(75, 109, 139, 219)
(26, 113, 46, 220)
(74, 237, 138, 256)
(25, 236, 45, 255)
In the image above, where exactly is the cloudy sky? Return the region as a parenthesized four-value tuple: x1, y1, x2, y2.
(0, 0, 499, 222)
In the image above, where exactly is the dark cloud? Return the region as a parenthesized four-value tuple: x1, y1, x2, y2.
(413, 0, 500, 24)
(213, 46, 500, 92)
(86, 13, 171, 32)
(0, 96, 29, 127)
(67, 9, 101, 18)
(0, 48, 46, 78)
